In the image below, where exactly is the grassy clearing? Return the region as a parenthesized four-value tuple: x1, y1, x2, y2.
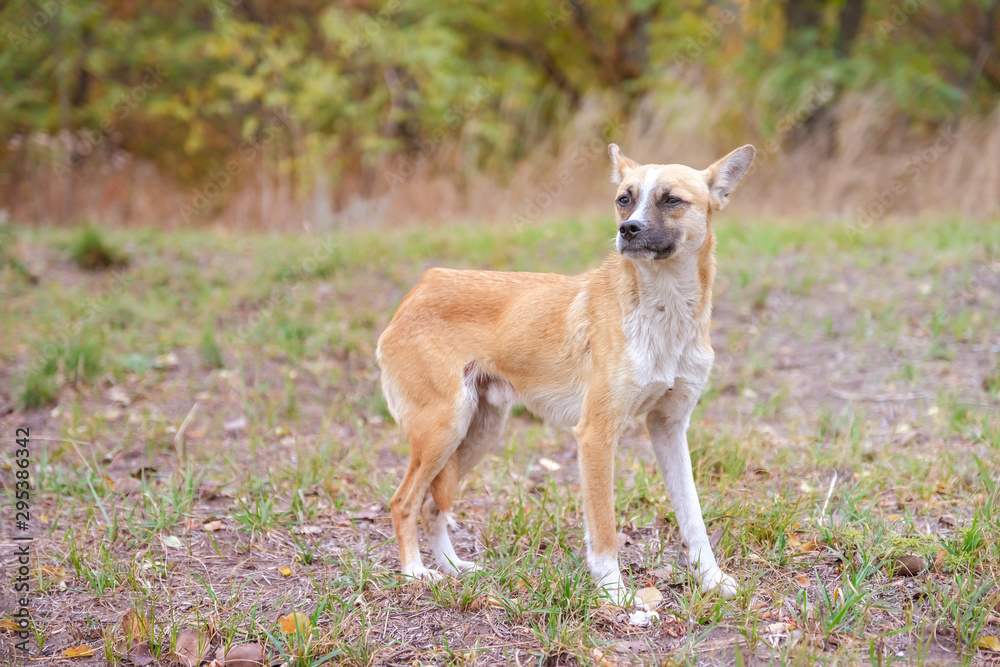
(1, 215, 999, 666)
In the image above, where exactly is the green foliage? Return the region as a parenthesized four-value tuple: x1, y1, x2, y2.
(2, 0, 998, 194)
(68, 225, 128, 270)
(199, 323, 224, 369)
(15, 363, 59, 410)
(63, 334, 106, 382)
(0, 225, 37, 284)
(15, 327, 105, 409)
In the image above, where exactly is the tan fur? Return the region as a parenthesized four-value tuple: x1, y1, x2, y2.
(378, 144, 755, 597)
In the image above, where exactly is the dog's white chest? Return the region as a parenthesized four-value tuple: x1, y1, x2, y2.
(623, 286, 711, 414)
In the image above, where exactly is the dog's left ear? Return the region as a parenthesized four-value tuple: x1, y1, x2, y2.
(705, 145, 756, 210)
(608, 144, 639, 185)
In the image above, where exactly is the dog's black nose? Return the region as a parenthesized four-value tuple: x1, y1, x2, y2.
(619, 220, 644, 241)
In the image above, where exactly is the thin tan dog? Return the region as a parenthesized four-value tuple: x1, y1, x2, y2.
(377, 143, 755, 604)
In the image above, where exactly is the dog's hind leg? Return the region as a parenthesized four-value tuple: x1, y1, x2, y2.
(390, 385, 477, 581)
(422, 380, 512, 574)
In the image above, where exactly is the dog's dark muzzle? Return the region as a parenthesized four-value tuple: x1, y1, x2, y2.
(618, 221, 680, 260)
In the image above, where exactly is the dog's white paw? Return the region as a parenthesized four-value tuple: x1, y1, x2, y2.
(699, 568, 737, 598)
(402, 564, 444, 582)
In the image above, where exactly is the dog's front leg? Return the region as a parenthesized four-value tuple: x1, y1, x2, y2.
(573, 407, 631, 607)
(647, 397, 737, 598)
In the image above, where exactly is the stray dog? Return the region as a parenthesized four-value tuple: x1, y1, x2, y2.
(377, 143, 755, 604)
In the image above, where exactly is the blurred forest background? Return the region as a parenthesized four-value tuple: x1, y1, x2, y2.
(1, 0, 999, 229)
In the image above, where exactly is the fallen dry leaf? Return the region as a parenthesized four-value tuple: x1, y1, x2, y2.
(635, 586, 663, 607)
(978, 636, 1000, 651)
(278, 613, 311, 634)
(161, 535, 183, 549)
(109, 386, 131, 406)
(223, 417, 248, 433)
(64, 644, 98, 658)
(933, 549, 947, 572)
(173, 627, 212, 667)
(216, 642, 267, 667)
(131, 465, 158, 480)
(797, 540, 819, 554)
(154, 352, 179, 369)
(351, 507, 381, 522)
(468, 596, 505, 612)
(892, 555, 926, 577)
(0, 619, 21, 632)
(125, 639, 154, 666)
(765, 622, 791, 634)
(203, 520, 223, 532)
(119, 609, 150, 638)
(795, 574, 810, 588)
(280, 566, 292, 577)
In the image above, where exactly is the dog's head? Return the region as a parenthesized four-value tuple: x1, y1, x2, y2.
(607, 144, 755, 261)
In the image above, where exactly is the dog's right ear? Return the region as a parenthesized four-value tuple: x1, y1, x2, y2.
(608, 144, 639, 185)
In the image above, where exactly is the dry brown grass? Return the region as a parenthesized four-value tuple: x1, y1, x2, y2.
(4, 92, 1000, 230)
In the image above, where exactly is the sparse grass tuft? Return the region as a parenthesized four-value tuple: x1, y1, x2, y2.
(15, 361, 59, 409)
(199, 323, 225, 369)
(0, 227, 38, 284)
(69, 224, 128, 270)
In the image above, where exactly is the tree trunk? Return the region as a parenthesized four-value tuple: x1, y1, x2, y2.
(786, 0, 868, 157)
(962, 0, 1000, 93)
(835, 0, 865, 57)
(54, 13, 73, 225)
(784, 0, 825, 45)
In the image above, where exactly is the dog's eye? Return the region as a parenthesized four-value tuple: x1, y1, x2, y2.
(617, 195, 630, 206)
(664, 196, 682, 206)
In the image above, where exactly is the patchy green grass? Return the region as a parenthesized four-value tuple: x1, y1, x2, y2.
(66, 225, 129, 272)
(1, 215, 999, 666)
